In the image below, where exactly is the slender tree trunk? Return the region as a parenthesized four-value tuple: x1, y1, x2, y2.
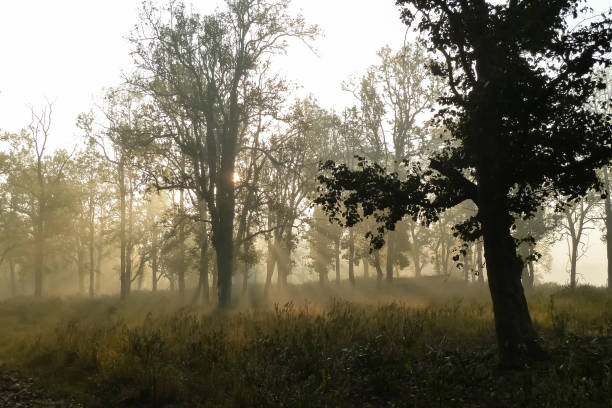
(409, 223, 422, 278)
(197, 240, 209, 303)
(374, 250, 384, 285)
(125, 182, 134, 297)
(151, 239, 158, 292)
(195, 212, 209, 303)
(334, 237, 340, 283)
(603, 167, 612, 290)
(77, 244, 85, 294)
(348, 229, 355, 286)
(477, 239, 484, 283)
(177, 187, 186, 297)
(278, 232, 292, 287)
(212, 260, 218, 300)
(385, 234, 394, 282)
(89, 208, 95, 298)
(464, 243, 471, 282)
(214, 169, 235, 308)
(119, 156, 127, 300)
(9, 260, 16, 297)
(265, 239, 276, 294)
(242, 262, 249, 295)
(527, 261, 535, 288)
(569, 240, 579, 288)
(34, 223, 43, 297)
(95, 243, 102, 293)
(319, 266, 328, 285)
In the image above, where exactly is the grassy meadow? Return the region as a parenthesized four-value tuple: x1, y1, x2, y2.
(1, 278, 612, 407)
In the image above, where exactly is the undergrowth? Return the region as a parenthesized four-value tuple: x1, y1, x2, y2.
(1, 280, 611, 407)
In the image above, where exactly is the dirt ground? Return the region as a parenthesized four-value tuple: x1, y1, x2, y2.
(0, 366, 82, 408)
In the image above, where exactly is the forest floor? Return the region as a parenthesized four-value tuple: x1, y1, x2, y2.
(0, 278, 611, 407)
(0, 364, 82, 407)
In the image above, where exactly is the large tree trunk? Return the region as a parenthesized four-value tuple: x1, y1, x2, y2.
(480, 197, 545, 367)
(363, 256, 369, 279)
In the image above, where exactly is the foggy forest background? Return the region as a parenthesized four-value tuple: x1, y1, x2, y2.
(0, 1, 610, 302)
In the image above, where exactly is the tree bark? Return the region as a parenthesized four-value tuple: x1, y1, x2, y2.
(348, 229, 355, 285)
(464, 243, 471, 282)
(408, 222, 422, 277)
(334, 237, 340, 283)
(34, 231, 43, 297)
(278, 232, 292, 287)
(88, 208, 95, 298)
(177, 187, 186, 297)
(385, 234, 394, 282)
(151, 238, 158, 292)
(603, 167, 612, 290)
(374, 250, 384, 286)
(477, 239, 484, 284)
(480, 194, 545, 367)
(264, 238, 276, 294)
(77, 243, 85, 294)
(9, 260, 16, 297)
(213, 160, 236, 307)
(195, 213, 209, 303)
(119, 156, 127, 300)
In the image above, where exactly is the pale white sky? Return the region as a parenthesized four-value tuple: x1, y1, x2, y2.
(0, 0, 609, 286)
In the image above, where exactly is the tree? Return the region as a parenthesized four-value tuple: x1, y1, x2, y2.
(514, 208, 557, 289)
(588, 68, 612, 289)
(86, 89, 150, 300)
(317, 2, 612, 366)
(560, 192, 599, 288)
(344, 44, 443, 282)
(307, 206, 336, 284)
(601, 167, 612, 288)
(131, 0, 317, 307)
(2, 105, 76, 296)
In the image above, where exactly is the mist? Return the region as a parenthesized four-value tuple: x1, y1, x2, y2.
(0, 0, 611, 407)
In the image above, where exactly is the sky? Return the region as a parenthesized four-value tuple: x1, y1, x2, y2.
(0, 0, 609, 286)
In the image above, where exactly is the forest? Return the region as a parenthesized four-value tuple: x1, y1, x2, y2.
(0, 0, 611, 407)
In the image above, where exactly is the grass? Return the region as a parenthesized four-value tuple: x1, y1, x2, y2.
(1, 279, 612, 407)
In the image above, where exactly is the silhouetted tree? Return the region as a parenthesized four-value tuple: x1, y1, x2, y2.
(317, 1, 612, 367)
